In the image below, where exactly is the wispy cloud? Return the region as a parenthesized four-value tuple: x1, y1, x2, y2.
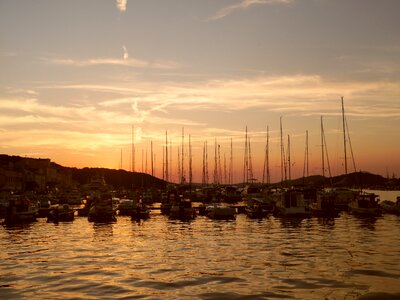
(40, 74, 400, 119)
(209, 0, 292, 20)
(3, 74, 399, 153)
(44, 56, 179, 70)
(2, 74, 400, 176)
(122, 46, 129, 60)
(116, 0, 127, 12)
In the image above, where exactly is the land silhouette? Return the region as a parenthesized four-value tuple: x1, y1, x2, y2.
(0, 154, 399, 191)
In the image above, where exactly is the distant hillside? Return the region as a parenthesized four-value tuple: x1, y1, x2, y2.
(66, 166, 166, 190)
(285, 171, 399, 189)
(0, 154, 399, 191)
(0, 154, 166, 191)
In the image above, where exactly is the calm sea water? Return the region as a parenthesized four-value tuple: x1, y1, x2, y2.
(1, 191, 400, 300)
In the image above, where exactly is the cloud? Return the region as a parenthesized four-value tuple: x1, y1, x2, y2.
(9, 74, 396, 156)
(2, 74, 400, 179)
(43, 55, 179, 70)
(39, 74, 400, 120)
(209, 0, 292, 20)
(116, 0, 127, 12)
(122, 46, 129, 60)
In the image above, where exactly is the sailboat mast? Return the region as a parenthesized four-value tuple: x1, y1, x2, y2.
(230, 138, 233, 184)
(267, 126, 270, 184)
(205, 140, 209, 184)
(181, 127, 184, 184)
(303, 130, 309, 179)
(341, 96, 348, 175)
(189, 134, 192, 186)
(321, 116, 333, 183)
(321, 116, 325, 177)
(170, 139, 173, 183)
(214, 138, 218, 185)
(280, 117, 284, 184)
(287, 135, 291, 182)
(224, 152, 227, 185)
(177, 147, 181, 183)
(218, 144, 222, 184)
(151, 141, 154, 176)
(263, 125, 271, 185)
(162, 145, 165, 180)
(165, 131, 168, 182)
(248, 136, 253, 183)
(243, 126, 248, 184)
(305, 130, 309, 177)
(345, 117, 357, 172)
(202, 141, 206, 185)
(262, 129, 267, 184)
(131, 125, 135, 172)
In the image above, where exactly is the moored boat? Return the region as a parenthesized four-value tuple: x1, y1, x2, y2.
(47, 204, 75, 222)
(4, 195, 38, 224)
(169, 196, 196, 220)
(205, 202, 236, 220)
(131, 199, 151, 220)
(37, 195, 52, 218)
(161, 192, 176, 215)
(380, 199, 400, 215)
(380, 197, 400, 215)
(245, 197, 274, 219)
(310, 190, 339, 218)
(273, 189, 311, 218)
(88, 193, 117, 222)
(117, 199, 135, 216)
(331, 188, 359, 211)
(348, 192, 381, 217)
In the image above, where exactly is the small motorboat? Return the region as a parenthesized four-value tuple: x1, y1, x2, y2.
(310, 190, 340, 218)
(380, 198, 400, 215)
(4, 195, 38, 224)
(47, 204, 75, 222)
(169, 196, 196, 220)
(274, 189, 311, 218)
(118, 199, 135, 216)
(348, 192, 381, 217)
(131, 201, 151, 220)
(206, 203, 236, 220)
(88, 193, 117, 223)
(245, 198, 272, 219)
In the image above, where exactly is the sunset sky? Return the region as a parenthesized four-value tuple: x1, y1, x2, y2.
(1, 0, 399, 183)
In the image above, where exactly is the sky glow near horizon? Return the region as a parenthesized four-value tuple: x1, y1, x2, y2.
(1, 0, 399, 183)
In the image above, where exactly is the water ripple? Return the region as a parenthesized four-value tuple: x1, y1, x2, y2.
(1, 213, 400, 299)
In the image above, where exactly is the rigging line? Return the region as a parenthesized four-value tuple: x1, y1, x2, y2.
(323, 125, 333, 184)
(345, 116, 357, 173)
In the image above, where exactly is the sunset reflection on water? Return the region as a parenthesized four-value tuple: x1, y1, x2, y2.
(1, 212, 400, 299)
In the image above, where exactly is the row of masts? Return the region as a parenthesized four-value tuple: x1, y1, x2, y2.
(122, 98, 356, 185)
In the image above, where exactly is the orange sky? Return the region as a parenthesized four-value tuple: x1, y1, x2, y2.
(1, 0, 399, 183)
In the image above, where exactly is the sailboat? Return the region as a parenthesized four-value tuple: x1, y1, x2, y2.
(334, 97, 361, 211)
(309, 116, 340, 218)
(273, 119, 311, 218)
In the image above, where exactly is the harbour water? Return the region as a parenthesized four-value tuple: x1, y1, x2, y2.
(1, 192, 400, 299)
